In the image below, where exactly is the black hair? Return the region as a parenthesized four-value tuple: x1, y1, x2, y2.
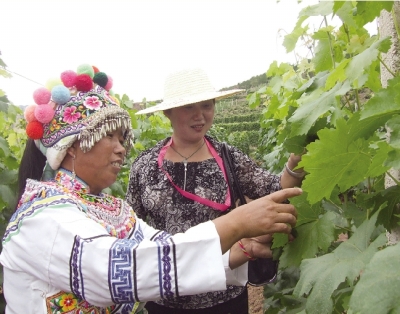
(16, 139, 47, 206)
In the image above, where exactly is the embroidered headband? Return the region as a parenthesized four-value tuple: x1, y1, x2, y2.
(24, 64, 134, 170)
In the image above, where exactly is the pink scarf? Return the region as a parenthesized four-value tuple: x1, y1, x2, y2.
(158, 138, 231, 211)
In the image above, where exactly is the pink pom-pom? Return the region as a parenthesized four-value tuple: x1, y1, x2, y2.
(104, 75, 113, 91)
(26, 121, 44, 139)
(75, 74, 93, 92)
(33, 87, 51, 105)
(24, 104, 38, 122)
(34, 104, 55, 123)
(61, 70, 77, 87)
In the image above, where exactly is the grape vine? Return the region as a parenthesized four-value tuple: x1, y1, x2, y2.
(249, 1, 400, 313)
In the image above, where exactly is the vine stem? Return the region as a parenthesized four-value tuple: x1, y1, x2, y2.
(378, 56, 397, 78)
(324, 16, 335, 69)
(341, 94, 353, 112)
(386, 171, 400, 186)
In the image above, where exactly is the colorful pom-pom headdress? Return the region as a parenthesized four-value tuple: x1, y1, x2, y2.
(25, 64, 134, 170)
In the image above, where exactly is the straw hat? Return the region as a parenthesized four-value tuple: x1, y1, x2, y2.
(136, 68, 245, 114)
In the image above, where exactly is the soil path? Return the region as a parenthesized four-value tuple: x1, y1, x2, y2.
(248, 284, 264, 314)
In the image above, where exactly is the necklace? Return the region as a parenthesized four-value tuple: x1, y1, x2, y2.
(169, 139, 205, 190)
(158, 138, 231, 210)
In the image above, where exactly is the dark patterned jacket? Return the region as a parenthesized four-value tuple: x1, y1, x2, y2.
(126, 135, 281, 309)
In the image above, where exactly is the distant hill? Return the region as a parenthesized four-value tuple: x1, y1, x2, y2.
(219, 73, 269, 92)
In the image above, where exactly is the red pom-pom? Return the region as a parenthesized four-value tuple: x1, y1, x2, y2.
(24, 104, 38, 122)
(61, 70, 77, 87)
(33, 87, 51, 105)
(26, 121, 44, 139)
(92, 66, 100, 73)
(34, 104, 55, 123)
(75, 74, 93, 92)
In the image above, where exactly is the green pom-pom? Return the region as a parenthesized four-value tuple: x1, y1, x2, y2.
(93, 72, 108, 88)
(46, 78, 63, 91)
(77, 64, 95, 78)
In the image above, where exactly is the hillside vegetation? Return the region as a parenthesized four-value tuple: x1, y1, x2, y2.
(210, 75, 265, 158)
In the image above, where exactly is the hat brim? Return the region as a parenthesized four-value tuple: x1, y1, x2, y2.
(136, 89, 245, 115)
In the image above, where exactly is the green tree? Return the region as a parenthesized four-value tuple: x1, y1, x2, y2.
(0, 56, 26, 313)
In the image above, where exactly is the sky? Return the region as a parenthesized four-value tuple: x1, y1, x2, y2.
(0, 0, 323, 107)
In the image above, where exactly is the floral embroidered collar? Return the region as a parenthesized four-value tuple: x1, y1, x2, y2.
(54, 168, 90, 194)
(49, 168, 135, 238)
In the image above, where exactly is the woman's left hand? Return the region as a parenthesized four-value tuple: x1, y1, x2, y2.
(241, 234, 273, 259)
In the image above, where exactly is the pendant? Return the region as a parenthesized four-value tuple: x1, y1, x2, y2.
(183, 159, 187, 190)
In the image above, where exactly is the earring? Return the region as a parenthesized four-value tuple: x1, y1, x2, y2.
(72, 155, 76, 179)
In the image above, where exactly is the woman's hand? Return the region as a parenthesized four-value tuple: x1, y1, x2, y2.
(214, 187, 301, 254)
(229, 234, 273, 269)
(242, 234, 273, 259)
(281, 153, 305, 188)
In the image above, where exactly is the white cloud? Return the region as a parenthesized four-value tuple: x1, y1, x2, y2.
(1, 0, 321, 107)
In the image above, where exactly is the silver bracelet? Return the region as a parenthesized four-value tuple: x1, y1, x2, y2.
(285, 162, 305, 179)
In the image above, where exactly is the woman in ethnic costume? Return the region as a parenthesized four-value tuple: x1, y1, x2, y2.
(0, 64, 301, 314)
(127, 69, 305, 314)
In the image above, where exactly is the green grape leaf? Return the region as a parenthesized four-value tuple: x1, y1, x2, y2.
(313, 32, 333, 72)
(279, 211, 337, 268)
(6, 132, 18, 147)
(386, 115, 400, 149)
(361, 76, 400, 120)
(367, 141, 391, 178)
(334, 1, 357, 29)
(355, 185, 400, 230)
(300, 1, 333, 17)
(0, 184, 16, 206)
(0, 137, 10, 157)
(272, 233, 289, 249)
(297, 71, 329, 93)
(247, 91, 260, 109)
(288, 81, 351, 137)
(0, 100, 8, 113)
(263, 95, 280, 119)
(364, 59, 382, 92)
(325, 59, 349, 90)
(336, 201, 366, 229)
(128, 111, 138, 129)
(266, 61, 293, 77)
(385, 149, 400, 169)
(293, 211, 387, 314)
(283, 135, 307, 155)
(3, 156, 19, 171)
(345, 112, 389, 143)
(354, 1, 394, 27)
(349, 242, 400, 313)
(283, 18, 309, 53)
(300, 119, 371, 204)
(346, 37, 391, 86)
(0, 169, 17, 185)
(291, 192, 325, 226)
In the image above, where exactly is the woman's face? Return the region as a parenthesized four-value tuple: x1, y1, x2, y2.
(165, 99, 215, 142)
(73, 128, 126, 194)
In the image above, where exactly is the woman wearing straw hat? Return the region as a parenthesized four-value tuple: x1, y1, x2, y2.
(0, 64, 301, 313)
(127, 68, 305, 313)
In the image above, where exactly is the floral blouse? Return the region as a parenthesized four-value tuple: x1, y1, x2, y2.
(126, 135, 281, 309)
